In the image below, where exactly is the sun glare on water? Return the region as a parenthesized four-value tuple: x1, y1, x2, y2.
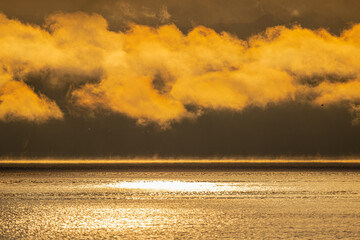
(104, 180, 237, 192)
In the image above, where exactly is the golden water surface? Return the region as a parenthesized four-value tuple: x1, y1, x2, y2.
(1, 170, 359, 239)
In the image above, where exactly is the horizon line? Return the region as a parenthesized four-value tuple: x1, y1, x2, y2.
(1, 159, 360, 164)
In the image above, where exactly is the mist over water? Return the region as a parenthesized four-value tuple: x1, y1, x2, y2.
(1, 170, 359, 239)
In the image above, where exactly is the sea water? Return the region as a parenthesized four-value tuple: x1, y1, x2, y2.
(1, 170, 359, 239)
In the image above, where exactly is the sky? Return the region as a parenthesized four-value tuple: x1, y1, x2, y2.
(1, 0, 360, 158)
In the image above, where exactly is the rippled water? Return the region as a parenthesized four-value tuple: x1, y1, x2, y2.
(1, 171, 359, 239)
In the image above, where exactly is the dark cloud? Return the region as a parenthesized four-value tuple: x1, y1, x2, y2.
(1, 0, 360, 35)
(1, 103, 360, 158)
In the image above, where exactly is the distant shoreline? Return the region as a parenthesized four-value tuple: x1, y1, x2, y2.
(1, 159, 360, 171)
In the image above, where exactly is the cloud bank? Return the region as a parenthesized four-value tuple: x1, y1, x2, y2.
(1, 12, 360, 125)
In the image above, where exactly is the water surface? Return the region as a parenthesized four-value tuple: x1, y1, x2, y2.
(1, 171, 359, 239)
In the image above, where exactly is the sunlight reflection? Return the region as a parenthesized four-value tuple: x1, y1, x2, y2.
(59, 207, 173, 231)
(105, 180, 237, 192)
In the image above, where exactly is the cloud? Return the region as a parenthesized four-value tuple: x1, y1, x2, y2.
(291, 9, 300, 17)
(104, 2, 171, 26)
(351, 104, 360, 125)
(158, 6, 171, 23)
(1, 12, 360, 124)
(0, 81, 63, 122)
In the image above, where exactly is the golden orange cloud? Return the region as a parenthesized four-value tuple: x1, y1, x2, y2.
(0, 12, 360, 124)
(0, 81, 63, 122)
